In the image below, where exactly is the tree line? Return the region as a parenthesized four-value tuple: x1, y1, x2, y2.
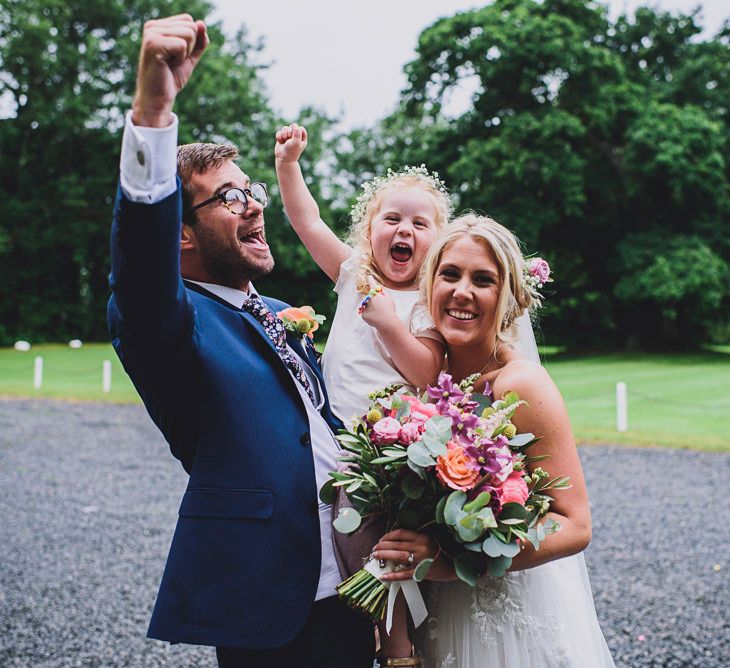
(1, 0, 728, 349)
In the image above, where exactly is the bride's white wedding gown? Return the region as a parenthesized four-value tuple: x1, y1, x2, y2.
(415, 315, 613, 666)
(417, 553, 615, 667)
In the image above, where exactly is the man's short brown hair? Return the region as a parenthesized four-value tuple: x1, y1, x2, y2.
(177, 143, 240, 221)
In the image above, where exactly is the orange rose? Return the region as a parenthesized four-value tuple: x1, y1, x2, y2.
(436, 441, 480, 492)
(277, 305, 319, 338)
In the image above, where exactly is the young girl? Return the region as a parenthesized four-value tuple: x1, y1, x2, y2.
(275, 123, 451, 424)
(275, 123, 452, 665)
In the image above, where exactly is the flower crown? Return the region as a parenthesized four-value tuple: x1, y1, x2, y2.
(350, 164, 449, 225)
(522, 256, 552, 294)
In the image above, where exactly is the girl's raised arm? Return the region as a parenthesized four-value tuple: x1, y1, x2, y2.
(274, 124, 350, 282)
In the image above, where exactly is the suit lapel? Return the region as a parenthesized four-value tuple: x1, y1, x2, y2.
(183, 280, 282, 362)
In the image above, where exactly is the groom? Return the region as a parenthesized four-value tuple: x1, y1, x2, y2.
(108, 14, 374, 667)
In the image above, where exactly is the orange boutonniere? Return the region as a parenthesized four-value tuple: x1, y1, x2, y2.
(277, 305, 326, 339)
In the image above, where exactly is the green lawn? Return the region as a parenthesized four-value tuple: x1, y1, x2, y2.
(544, 351, 730, 451)
(0, 343, 139, 402)
(1, 343, 728, 451)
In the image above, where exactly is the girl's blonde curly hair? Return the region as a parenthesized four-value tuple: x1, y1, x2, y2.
(346, 168, 453, 292)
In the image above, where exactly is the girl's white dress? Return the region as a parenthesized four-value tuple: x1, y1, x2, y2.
(418, 552, 614, 667)
(322, 253, 441, 426)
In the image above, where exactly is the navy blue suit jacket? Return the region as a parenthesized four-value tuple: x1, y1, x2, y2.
(108, 182, 342, 648)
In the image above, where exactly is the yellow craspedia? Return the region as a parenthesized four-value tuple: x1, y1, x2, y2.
(366, 408, 383, 424)
(503, 423, 517, 439)
(296, 318, 312, 333)
(481, 406, 496, 418)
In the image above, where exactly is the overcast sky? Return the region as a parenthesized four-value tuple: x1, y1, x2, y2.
(211, 0, 728, 129)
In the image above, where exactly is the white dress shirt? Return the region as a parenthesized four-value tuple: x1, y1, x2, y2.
(119, 116, 342, 600)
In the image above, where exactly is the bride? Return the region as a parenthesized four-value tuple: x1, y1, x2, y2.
(371, 214, 614, 667)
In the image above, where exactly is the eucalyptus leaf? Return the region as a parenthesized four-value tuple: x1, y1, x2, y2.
(477, 507, 497, 528)
(542, 518, 561, 534)
(501, 541, 521, 558)
(499, 503, 527, 521)
(471, 392, 492, 414)
(454, 552, 482, 587)
(463, 491, 491, 513)
(407, 459, 426, 479)
(444, 491, 467, 525)
(526, 526, 542, 550)
(508, 433, 536, 448)
(483, 535, 508, 558)
(407, 441, 436, 467)
(413, 558, 434, 582)
(422, 433, 448, 456)
(486, 555, 512, 577)
(425, 415, 454, 443)
(499, 517, 527, 526)
(333, 507, 362, 534)
(435, 496, 447, 524)
(319, 478, 336, 504)
(456, 513, 484, 542)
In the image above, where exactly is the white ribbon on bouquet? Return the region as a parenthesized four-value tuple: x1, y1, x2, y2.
(364, 557, 428, 634)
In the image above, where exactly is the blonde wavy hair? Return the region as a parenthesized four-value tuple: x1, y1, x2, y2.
(422, 213, 543, 349)
(346, 174, 453, 292)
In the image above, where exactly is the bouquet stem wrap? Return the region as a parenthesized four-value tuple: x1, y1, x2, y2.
(336, 558, 428, 633)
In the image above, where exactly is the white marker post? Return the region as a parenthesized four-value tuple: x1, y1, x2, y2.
(33, 356, 43, 390)
(102, 360, 112, 394)
(616, 382, 627, 432)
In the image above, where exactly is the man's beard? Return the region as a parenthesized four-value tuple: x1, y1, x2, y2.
(195, 227, 275, 288)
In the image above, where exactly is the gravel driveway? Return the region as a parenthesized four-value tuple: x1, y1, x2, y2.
(1, 399, 727, 667)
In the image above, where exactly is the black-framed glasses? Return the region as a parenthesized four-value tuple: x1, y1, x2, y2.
(184, 183, 269, 217)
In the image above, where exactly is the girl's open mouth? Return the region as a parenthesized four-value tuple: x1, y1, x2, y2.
(390, 242, 413, 263)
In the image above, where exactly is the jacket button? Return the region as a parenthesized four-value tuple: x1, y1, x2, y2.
(300, 432, 311, 447)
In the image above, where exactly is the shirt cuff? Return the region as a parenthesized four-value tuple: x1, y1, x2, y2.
(119, 110, 179, 204)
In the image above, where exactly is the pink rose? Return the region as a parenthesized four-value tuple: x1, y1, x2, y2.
(497, 471, 529, 506)
(529, 258, 551, 285)
(371, 417, 402, 445)
(399, 422, 421, 445)
(402, 395, 440, 425)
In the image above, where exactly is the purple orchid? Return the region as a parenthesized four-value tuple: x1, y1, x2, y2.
(465, 435, 514, 480)
(446, 405, 481, 444)
(482, 380, 494, 402)
(427, 373, 465, 413)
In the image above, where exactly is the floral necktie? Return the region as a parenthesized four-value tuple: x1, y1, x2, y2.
(240, 295, 316, 405)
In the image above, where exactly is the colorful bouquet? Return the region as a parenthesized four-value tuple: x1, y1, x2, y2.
(319, 373, 570, 625)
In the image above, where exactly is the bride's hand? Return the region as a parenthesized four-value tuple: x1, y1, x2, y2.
(372, 529, 456, 582)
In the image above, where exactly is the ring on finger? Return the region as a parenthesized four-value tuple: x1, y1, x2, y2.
(407, 552, 414, 565)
